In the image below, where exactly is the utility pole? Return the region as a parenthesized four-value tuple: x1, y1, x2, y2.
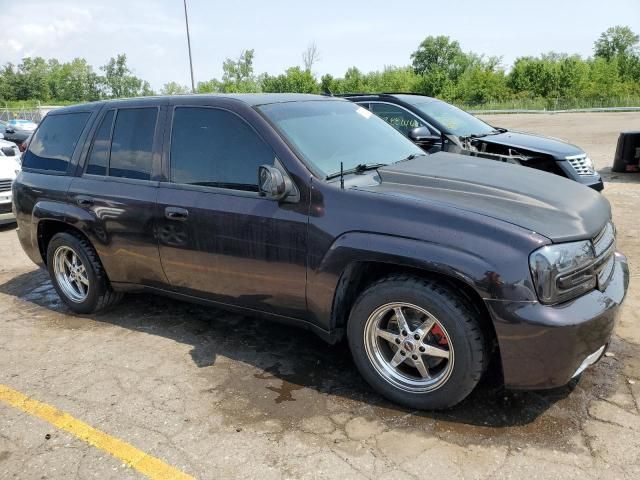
(183, 0, 196, 93)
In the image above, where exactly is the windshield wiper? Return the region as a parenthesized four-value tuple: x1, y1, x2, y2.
(326, 163, 387, 180)
(395, 153, 427, 164)
(468, 128, 507, 139)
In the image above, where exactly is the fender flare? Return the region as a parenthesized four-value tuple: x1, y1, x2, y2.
(31, 200, 97, 261)
(306, 231, 503, 332)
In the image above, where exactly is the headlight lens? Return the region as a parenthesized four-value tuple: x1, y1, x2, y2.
(584, 156, 594, 169)
(529, 241, 597, 304)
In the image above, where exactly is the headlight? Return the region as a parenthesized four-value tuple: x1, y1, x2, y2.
(584, 156, 595, 170)
(529, 241, 597, 304)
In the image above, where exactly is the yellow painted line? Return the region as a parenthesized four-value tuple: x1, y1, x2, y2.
(0, 384, 194, 480)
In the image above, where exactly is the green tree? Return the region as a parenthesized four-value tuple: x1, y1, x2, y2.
(220, 49, 260, 92)
(100, 54, 148, 98)
(55, 59, 101, 102)
(13, 57, 51, 101)
(365, 66, 419, 93)
(261, 67, 319, 93)
(161, 82, 190, 95)
(196, 79, 223, 93)
(411, 36, 470, 81)
(594, 25, 639, 60)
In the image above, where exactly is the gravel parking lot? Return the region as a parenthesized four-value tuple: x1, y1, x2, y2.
(1, 112, 639, 480)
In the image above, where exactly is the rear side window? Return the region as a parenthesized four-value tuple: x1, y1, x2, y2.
(170, 107, 274, 191)
(23, 112, 90, 172)
(85, 107, 157, 180)
(86, 110, 114, 176)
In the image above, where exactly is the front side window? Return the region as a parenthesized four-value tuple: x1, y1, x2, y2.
(109, 108, 157, 180)
(413, 100, 494, 137)
(170, 107, 274, 191)
(23, 112, 90, 172)
(259, 100, 423, 177)
(369, 103, 426, 136)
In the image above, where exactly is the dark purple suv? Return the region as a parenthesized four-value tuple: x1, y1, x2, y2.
(12, 94, 628, 409)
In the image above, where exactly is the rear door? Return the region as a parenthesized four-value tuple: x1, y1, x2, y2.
(69, 102, 167, 287)
(156, 102, 308, 318)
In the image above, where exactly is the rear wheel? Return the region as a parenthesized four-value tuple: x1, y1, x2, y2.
(46, 232, 122, 314)
(347, 275, 487, 410)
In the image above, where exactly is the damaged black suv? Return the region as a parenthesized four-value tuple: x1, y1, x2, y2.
(13, 94, 626, 410)
(342, 93, 604, 190)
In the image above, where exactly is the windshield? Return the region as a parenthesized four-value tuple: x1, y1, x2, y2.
(414, 100, 494, 137)
(259, 100, 423, 177)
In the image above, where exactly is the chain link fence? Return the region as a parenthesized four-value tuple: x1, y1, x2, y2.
(0, 105, 59, 124)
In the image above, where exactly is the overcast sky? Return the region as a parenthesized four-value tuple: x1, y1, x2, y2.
(3, 0, 640, 89)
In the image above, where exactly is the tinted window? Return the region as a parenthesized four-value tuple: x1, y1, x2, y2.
(170, 107, 274, 191)
(259, 101, 422, 177)
(413, 100, 494, 137)
(369, 103, 426, 136)
(86, 110, 114, 176)
(22, 112, 90, 172)
(109, 108, 157, 180)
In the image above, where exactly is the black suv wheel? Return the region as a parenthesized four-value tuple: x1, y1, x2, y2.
(347, 275, 487, 410)
(46, 232, 122, 314)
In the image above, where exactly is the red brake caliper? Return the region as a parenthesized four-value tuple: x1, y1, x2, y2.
(430, 325, 449, 346)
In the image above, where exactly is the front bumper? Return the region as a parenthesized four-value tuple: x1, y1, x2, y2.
(580, 176, 604, 192)
(556, 160, 604, 191)
(485, 252, 629, 389)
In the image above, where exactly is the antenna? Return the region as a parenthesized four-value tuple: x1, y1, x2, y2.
(340, 162, 344, 189)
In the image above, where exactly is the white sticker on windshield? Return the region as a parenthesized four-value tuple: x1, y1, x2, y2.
(356, 106, 373, 119)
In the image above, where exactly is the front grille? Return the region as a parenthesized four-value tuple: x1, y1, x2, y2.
(567, 155, 596, 176)
(0, 178, 12, 192)
(593, 222, 616, 289)
(0, 203, 11, 214)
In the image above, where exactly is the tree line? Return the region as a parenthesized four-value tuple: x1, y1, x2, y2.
(1, 26, 639, 110)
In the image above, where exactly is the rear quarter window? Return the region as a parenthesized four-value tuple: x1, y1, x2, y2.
(22, 112, 91, 172)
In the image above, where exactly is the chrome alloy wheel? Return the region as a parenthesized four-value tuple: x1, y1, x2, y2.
(52, 246, 89, 303)
(364, 302, 454, 393)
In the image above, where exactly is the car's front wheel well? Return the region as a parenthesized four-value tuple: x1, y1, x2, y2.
(332, 261, 499, 365)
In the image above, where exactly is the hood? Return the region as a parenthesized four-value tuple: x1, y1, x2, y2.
(359, 152, 609, 243)
(478, 130, 583, 158)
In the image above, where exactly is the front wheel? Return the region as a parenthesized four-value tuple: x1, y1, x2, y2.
(347, 276, 487, 410)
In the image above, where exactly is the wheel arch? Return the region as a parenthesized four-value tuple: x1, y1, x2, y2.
(32, 201, 100, 266)
(308, 232, 502, 363)
(332, 260, 498, 348)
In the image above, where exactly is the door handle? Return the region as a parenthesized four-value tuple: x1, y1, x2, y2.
(165, 206, 189, 221)
(76, 196, 94, 207)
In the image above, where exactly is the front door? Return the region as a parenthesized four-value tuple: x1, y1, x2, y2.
(156, 105, 308, 318)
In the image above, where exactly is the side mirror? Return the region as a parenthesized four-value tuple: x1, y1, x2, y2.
(1, 146, 16, 156)
(408, 126, 441, 144)
(258, 165, 289, 200)
(5, 127, 14, 134)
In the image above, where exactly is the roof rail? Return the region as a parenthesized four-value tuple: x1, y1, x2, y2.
(333, 93, 383, 98)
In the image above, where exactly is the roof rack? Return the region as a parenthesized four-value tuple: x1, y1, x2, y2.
(333, 93, 384, 98)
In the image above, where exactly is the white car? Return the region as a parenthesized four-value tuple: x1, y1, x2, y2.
(6, 119, 38, 131)
(0, 138, 21, 225)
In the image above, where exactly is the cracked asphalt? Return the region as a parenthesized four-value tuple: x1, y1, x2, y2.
(1, 112, 640, 479)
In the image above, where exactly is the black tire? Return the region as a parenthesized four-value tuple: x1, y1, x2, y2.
(46, 232, 122, 314)
(347, 275, 487, 410)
